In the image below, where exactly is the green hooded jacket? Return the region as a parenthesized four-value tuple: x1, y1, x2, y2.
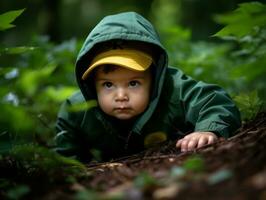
(55, 12, 241, 162)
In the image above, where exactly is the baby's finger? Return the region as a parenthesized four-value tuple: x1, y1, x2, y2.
(207, 135, 217, 145)
(176, 139, 183, 148)
(187, 139, 197, 151)
(180, 139, 189, 152)
(198, 137, 208, 148)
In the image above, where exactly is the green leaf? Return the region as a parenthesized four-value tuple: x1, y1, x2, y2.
(68, 100, 98, 112)
(134, 171, 157, 188)
(213, 2, 266, 39)
(0, 46, 37, 55)
(183, 155, 205, 173)
(0, 103, 34, 135)
(75, 189, 99, 200)
(0, 9, 25, 31)
(19, 63, 57, 96)
(43, 86, 77, 102)
(233, 90, 263, 120)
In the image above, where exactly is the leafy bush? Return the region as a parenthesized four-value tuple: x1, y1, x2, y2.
(214, 2, 266, 103)
(159, 2, 266, 120)
(0, 9, 80, 152)
(0, 9, 86, 198)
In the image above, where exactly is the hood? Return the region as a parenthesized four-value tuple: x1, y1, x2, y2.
(75, 12, 168, 134)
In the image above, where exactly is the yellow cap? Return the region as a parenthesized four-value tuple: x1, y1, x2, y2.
(82, 49, 153, 80)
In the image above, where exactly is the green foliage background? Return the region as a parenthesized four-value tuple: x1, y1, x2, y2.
(0, 1, 265, 199)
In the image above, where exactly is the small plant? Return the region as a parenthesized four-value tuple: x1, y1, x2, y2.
(182, 155, 205, 173)
(134, 171, 158, 189)
(234, 90, 263, 121)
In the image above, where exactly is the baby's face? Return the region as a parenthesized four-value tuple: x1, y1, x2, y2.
(95, 66, 151, 120)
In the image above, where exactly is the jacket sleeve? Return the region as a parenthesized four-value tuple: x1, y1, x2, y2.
(173, 68, 241, 138)
(54, 92, 92, 161)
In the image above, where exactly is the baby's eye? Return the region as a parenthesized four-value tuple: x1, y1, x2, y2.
(103, 82, 113, 88)
(129, 80, 140, 87)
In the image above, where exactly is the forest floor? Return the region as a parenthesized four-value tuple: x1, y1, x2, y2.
(1, 112, 266, 200)
(43, 112, 266, 200)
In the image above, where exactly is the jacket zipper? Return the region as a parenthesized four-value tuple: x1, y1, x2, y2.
(124, 131, 133, 150)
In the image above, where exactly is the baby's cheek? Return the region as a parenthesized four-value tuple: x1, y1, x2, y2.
(134, 95, 149, 113)
(97, 96, 112, 112)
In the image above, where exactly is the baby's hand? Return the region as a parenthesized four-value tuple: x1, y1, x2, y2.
(176, 132, 218, 152)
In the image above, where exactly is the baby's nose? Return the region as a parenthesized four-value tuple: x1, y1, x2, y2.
(115, 88, 129, 101)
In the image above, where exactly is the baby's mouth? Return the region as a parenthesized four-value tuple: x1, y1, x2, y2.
(114, 106, 131, 111)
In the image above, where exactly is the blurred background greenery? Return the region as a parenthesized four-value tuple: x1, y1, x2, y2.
(0, 1, 266, 198)
(1, 0, 259, 44)
(0, 0, 265, 151)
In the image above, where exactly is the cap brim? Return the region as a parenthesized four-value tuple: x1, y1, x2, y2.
(82, 49, 152, 80)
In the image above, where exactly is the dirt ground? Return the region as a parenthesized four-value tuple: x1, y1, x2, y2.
(2, 112, 266, 200)
(38, 111, 265, 200)
(74, 112, 266, 200)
